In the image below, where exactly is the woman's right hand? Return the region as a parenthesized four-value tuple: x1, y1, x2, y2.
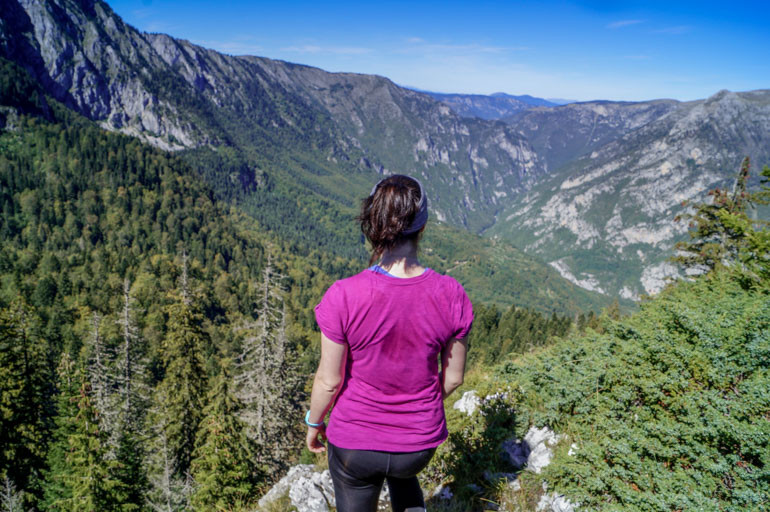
(306, 424, 327, 453)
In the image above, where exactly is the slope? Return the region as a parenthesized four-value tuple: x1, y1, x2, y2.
(0, 0, 617, 314)
(493, 90, 770, 298)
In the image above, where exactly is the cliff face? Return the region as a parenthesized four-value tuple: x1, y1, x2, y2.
(0, 0, 544, 232)
(3, 0, 768, 299)
(490, 90, 770, 298)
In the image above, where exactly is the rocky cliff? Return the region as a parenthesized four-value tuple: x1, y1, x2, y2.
(491, 90, 770, 297)
(3, 0, 768, 299)
(0, 0, 545, 232)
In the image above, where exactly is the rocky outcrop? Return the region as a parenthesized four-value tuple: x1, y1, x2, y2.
(258, 464, 391, 512)
(491, 89, 770, 298)
(0, 0, 545, 232)
(3, 0, 768, 300)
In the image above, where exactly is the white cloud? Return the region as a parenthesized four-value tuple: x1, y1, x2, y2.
(607, 19, 644, 29)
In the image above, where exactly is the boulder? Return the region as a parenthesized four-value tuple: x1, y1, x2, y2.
(259, 464, 391, 511)
(536, 492, 579, 512)
(452, 390, 481, 416)
(523, 426, 564, 474)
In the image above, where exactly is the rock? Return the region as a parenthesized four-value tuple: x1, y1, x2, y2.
(258, 465, 333, 512)
(536, 492, 579, 512)
(430, 484, 453, 501)
(258, 464, 391, 512)
(287, 471, 332, 512)
(453, 390, 481, 416)
(523, 426, 563, 474)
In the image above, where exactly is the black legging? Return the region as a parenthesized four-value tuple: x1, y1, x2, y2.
(327, 442, 436, 512)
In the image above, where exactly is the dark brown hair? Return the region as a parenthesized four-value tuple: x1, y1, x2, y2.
(358, 175, 424, 265)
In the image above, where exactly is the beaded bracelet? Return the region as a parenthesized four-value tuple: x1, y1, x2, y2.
(304, 410, 324, 428)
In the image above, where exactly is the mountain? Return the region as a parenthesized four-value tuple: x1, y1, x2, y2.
(0, 0, 545, 234)
(425, 91, 558, 120)
(0, 0, 621, 315)
(545, 97, 576, 105)
(503, 99, 681, 172)
(3, 0, 768, 303)
(492, 90, 770, 298)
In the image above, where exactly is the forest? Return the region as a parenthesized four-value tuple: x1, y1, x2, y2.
(0, 58, 589, 511)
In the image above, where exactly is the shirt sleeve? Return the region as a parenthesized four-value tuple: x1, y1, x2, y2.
(452, 282, 474, 340)
(314, 282, 347, 344)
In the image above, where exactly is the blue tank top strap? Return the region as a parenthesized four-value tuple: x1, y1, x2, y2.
(368, 265, 430, 278)
(369, 264, 396, 277)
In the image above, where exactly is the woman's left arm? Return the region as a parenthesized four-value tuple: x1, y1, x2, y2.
(306, 333, 348, 453)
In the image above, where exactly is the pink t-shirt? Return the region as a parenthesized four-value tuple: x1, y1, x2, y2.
(314, 268, 474, 452)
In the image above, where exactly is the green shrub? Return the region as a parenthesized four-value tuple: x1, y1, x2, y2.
(490, 271, 769, 510)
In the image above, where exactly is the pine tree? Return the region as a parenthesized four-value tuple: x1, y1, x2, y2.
(673, 157, 770, 284)
(43, 355, 125, 511)
(191, 361, 256, 510)
(0, 297, 49, 505)
(110, 279, 150, 510)
(42, 353, 79, 511)
(233, 257, 304, 472)
(1, 477, 24, 512)
(157, 253, 209, 476)
(674, 157, 754, 273)
(145, 391, 194, 512)
(85, 311, 116, 451)
(65, 378, 126, 511)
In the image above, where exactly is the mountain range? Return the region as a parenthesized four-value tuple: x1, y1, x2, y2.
(2, 0, 768, 301)
(423, 91, 559, 120)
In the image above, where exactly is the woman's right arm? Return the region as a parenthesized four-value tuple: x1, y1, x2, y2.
(440, 337, 468, 400)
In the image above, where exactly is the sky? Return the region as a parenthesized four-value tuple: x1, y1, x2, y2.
(108, 0, 770, 102)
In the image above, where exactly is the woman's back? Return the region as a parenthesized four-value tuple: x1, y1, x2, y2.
(306, 174, 473, 512)
(315, 268, 473, 451)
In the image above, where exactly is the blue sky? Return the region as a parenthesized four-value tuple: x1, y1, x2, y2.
(108, 0, 769, 102)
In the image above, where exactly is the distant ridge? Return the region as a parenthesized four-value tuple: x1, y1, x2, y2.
(421, 90, 558, 120)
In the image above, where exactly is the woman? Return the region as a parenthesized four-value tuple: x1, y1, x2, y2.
(305, 174, 474, 512)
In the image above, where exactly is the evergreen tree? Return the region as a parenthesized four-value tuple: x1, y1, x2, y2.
(674, 158, 770, 284)
(64, 378, 126, 511)
(0, 297, 50, 505)
(233, 257, 304, 472)
(191, 361, 256, 510)
(43, 355, 126, 511)
(1, 477, 24, 512)
(85, 311, 116, 451)
(110, 279, 150, 510)
(674, 157, 755, 272)
(157, 253, 209, 477)
(42, 353, 79, 511)
(145, 391, 194, 512)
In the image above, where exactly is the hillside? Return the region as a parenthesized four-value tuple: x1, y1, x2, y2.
(0, 0, 619, 315)
(3, 0, 770, 303)
(493, 91, 770, 298)
(0, 55, 629, 510)
(432, 270, 770, 511)
(0, 0, 543, 233)
(424, 91, 557, 120)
